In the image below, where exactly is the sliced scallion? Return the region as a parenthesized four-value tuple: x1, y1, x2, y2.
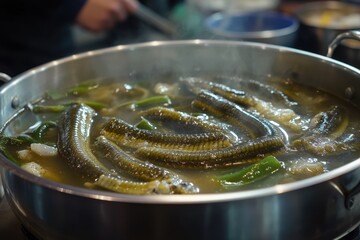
(136, 117, 157, 130)
(132, 95, 171, 109)
(216, 155, 282, 186)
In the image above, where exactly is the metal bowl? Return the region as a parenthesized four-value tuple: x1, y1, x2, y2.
(204, 11, 299, 47)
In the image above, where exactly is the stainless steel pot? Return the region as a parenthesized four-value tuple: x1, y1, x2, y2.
(295, 1, 360, 55)
(1, 40, 360, 240)
(327, 30, 360, 69)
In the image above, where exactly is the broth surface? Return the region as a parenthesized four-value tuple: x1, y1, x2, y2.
(2, 76, 360, 194)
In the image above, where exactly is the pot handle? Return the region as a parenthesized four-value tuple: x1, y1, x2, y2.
(0, 72, 12, 84)
(345, 181, 360, 210)
(327, 31, 360, 58)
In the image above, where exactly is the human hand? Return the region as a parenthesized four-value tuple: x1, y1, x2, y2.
(76, 0, 138, 32)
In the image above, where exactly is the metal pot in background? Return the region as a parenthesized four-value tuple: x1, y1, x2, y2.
(327, 31, 360, 69)
(186, 0, 279, 15)
(295, 1, 360, 55)
(204, 11, 299, 47)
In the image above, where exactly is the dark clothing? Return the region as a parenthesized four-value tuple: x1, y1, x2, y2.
(0, 0, 86, 76)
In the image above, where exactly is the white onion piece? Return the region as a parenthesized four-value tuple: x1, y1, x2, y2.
(17, 149, 33, 161)
(21, 162, 45, 177)
(154, 82, 179, 95)
(30, 143, 58, 157)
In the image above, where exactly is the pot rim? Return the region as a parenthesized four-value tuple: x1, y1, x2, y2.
(1, 39, 360, 204)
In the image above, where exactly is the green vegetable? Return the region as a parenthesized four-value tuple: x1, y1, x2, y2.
(32, 105, 66, 113)
(32, 121, 57, 141)
(136, 117, 157, 130)
(64, 100, 107, 110)
(217, 155, 282, 186)
(0, 135, 37, 145)
(0, 149, 19, 165)
(46, 91, 67, 100)
(132, 95, 171, 109)
(46, 80, 99, 100)
(31, 100, 107, 113)
(68, 80, 99, 95)
(0, 135, 38, 165)
(114, 95, 171, 110)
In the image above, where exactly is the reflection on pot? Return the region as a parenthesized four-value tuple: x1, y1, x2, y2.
(0, 177, 3, 201)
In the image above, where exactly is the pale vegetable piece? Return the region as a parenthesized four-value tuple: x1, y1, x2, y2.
(250, 97, 304, 132)
(21, 162, 46, 177)
(154, 82, 179, 95)
(30, 143, 58, 157)
(288, 159, 325, 178)
(17, 149, 34, 161)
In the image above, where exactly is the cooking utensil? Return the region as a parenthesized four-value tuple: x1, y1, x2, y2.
(1, 40, 360, 240)
(133, 3, 178, 37)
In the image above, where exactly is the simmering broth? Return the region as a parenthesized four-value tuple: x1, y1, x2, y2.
(2, 76, 360, 194)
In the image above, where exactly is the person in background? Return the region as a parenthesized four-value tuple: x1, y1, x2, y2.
(0, 0, 138, 76)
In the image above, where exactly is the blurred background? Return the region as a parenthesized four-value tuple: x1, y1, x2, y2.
(72, 0, 358, 48)
(1, 0, 360, 75)
(73, 0, 296, 48)
(73, 0, 360, 67)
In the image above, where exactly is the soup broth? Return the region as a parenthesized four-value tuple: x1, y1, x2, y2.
(2, 76, 360, 194)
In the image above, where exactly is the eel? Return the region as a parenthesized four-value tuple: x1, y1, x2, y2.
(181, 77, 304, 132)
(95, 136, 199, 194)
(135, 136, 284, 169)
(57, 104, 197, 194)
(141, 107, 238, 142)
(93, 175, 176, 195)
(135, 91, 285, 169)
(141, 107, 228, 133)
(100, 118, 232, 151)
(57, 103, 112, 180)
(192, 90, 279, 139)
(292, 105, 349, 155)
(182, 77, 297, 108)
(226, 77, 298, 108)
